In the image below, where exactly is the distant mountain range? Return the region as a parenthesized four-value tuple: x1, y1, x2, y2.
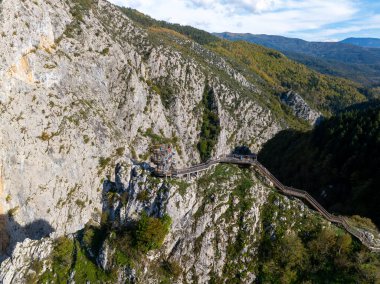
(341, 37, 380, 48)
(214, 33, 380, 90)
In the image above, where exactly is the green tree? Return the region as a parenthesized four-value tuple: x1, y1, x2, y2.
(135, 213, 172, 252)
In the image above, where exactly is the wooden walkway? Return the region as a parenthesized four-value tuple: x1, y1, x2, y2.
(154, 155, 380, 252)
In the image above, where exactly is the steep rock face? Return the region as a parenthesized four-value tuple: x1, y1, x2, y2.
(0, 0, 282, 256)
(110, 162, 269, 282)
(1, 161, 326, 283)
(0, 238, 54, 283)
(280, 91, 323, 125)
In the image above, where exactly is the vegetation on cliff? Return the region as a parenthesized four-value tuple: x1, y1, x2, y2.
(8, 2, 380, 283)
(196, 165, 380, 283)
(36, 212, 174, 283)
(26, 164, 380, 283)
(198, 85, 221, 161)
(259, 101, 380, 227)
(119, 7, 220, 45)
(215, 32, 380, 91)
(120, 7, 366, 117)
(257, 193, 380, 283)
(207, 40, 366, 115)
(135, 212, 172, 252)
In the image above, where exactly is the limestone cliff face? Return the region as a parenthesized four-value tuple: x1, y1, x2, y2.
(0, 161, 325, 283)
(103, 162, 272, 283)
(0, 238, 54, 283)
(1, 1, 378, 282)
(0, 0, 284, 255)
(280, 91, 323, 125)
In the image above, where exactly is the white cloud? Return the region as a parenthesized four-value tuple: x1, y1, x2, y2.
(187, 0, 282, 13)
(109, 0, 375, 41)
(296, 14, 380, 40)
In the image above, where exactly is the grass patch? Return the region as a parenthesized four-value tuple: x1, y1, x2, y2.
(116, 147, 125, 156)
(100, 47, 110, 55)
(40, 237, 74, 282)
(83, 135, 90, 144)
(143, 128, 179, 145)
(136, 190, 150, 202)
(98, 157, 111, 170)
(38, 131, 51, 141)
(171, 179, 190, 196)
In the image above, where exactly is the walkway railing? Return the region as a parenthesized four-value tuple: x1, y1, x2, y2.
(153, 155, 380, 251)
(253, 161, 380, 251)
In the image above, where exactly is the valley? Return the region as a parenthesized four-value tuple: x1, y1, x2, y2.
(0, 0, 379, 283)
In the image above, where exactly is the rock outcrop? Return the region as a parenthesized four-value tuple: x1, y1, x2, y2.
(0, 0, 283, 257)
(1, 161, 328, 283)
(0, 238, 54, 283)
(0, 0, 344, 282)
(280, 91, 323, 125)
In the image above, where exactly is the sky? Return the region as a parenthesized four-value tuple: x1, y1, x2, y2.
(109, 0, 380, 42)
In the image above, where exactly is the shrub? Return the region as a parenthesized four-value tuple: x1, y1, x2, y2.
(136, 190, 150, 202)
(83, 135, 90, 144)
(100, 47, 109, 55)
(38, 131, 51, 141)
(7, 206, 19, 217)
(98, 157, 111, 169)
(116, 147, 125, 156)
(70, 0, 93, 22)
(161, 260, 182, 279)
(75, 199, 86, 209)
(134, 213, 172, 252)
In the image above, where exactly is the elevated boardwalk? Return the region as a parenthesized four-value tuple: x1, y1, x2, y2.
(153, 155, 380, 252)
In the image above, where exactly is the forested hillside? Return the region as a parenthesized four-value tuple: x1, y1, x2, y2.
(207, 40, 365, 114)
(215, 32, 380, 94)
(121, 8, 367, 117)
(341, 37, 380, 49)
(259, 101, 380, 227)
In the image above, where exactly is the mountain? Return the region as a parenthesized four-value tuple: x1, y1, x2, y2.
(0, 0, 379, 283)
(214, 33, 380, 90)
(259, 101, 380, 227)
(214, 33, 380, 66)
(341, 37, 380, 48)
(122, 8, 366, 118)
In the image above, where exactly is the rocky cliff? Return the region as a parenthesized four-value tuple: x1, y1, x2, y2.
(1, 0, 378, 283)
(3, 160, 377, 283)
(0, 161, 335, 283)
(0, 0, 282, 256)
(280, 91, 323, 125)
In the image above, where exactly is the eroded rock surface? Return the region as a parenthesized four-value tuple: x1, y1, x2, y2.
(280, 91, 323, 125)
(0, 0, 283, 255)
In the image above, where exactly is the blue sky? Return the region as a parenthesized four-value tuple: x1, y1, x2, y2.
(109, 0, 380, 41)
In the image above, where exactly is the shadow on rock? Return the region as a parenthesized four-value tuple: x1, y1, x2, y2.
(231, 145, 254, 155)
(101, 161, 169, 228)
(0, 214, 54, 260)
